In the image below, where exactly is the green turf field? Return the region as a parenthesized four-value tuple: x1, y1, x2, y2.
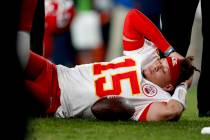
(26, 87, 210, 140)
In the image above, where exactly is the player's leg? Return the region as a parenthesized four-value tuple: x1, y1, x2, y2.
(197, 0, 210, 117)
(24, 51, 51, 113)
(25, 80, 49, 113)
(24, 51, 61, 115)
(161, 0, 199, 56)
(24, 51, 51, 81)
(17, 0, 38, 69)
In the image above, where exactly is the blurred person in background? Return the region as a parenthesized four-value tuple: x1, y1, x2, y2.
(44, 0, 76, 67)
(105, 0, 163, 61)
(70, 0, 105, 64)
(161, 0, 210, 117)
(93, 0, 113, 61)
(17, 0, 48, 116)
(105, 0, 133, 61)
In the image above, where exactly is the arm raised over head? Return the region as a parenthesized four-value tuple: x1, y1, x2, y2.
(122, 9, 174, 56)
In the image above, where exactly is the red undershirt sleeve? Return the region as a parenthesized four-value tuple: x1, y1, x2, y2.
(123, 9, 173, 54)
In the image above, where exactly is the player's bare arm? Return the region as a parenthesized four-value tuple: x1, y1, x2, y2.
(147, 81, 190, 122)
(146, 100, 184, 122)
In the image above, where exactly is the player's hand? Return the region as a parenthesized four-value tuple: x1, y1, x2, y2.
(184, 75, 193, 89)
(178, 75, 193, 90)
(169, 52, 184, 59)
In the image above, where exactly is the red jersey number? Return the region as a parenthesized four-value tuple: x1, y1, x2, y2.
(93, 58, 141, 97)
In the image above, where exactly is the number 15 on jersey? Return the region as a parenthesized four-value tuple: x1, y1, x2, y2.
(93, 58, 142, 97)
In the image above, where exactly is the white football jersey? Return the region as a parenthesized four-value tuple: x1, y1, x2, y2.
(55, 40, 172, 121)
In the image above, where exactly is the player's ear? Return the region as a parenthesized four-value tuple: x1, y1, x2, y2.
(163, 84, 174, 92)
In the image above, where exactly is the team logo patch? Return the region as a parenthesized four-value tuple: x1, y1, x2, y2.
(142, 84, 157, 97)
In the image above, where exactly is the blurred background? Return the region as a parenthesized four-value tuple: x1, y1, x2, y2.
(44, 0, 202, 87)
(186, 1, 202, 87)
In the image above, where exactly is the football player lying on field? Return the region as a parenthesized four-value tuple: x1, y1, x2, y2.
(17, 6, 199, 122)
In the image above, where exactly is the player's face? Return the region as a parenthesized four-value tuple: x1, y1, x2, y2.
(143, 58, 172, 88)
